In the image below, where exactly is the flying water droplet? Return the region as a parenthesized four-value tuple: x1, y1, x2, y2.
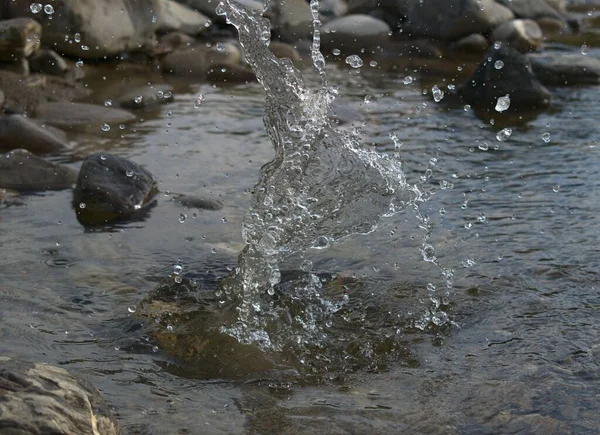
(332, 48, 341, 56)
(495, 94, 510, 112)
(494, 41, 502, 49)
(127, 305, 136, 313)
(496, 127, 512, 142)
(478, 142, 489, 151)
(345, 54, 363, 68)
(74, 33, 81, 43)
(43, 4, 54, 14)
(179, 213, 187, 223)
(101, 123, 110, 132)
(494, 60, 504, 69)
(30, 3, 42, 13)
(432, 85, 444, 102)
(194, 94, 205, 108)
(104, 99, 112, 107)
(581, 43, 589, 55)
(542, 132, 551, 143)
(125, 169, 134, 177)
(173, 264, 183, 275)
(402, 76, 413, 85)
(134, 95, 143, 104)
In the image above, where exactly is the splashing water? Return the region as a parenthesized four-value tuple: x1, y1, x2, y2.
(215, 0, 446, 350)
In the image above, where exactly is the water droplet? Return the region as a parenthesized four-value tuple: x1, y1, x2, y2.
(439, 207, 446, 215)
(363, 94, 372, 104)
(463, 104, 471, 111)
(581, 43, 589, 55)
(432, 85, 444, 102)
(495, 94, 510, 112)
(125, 169, 134, 177)
(173, 264, 183, 275)
(127, 305, 136, 313)
(222, 217, 227, 223)
(104, 99, 112, 107)
(100, 154, 107, 160)
(179, 213, 187, 223)
(494, 41, 502, 49)
(75, 60, 83, 67)
(462, 258, 476, 267)
(494, 60, 504, 69)
(402, 76, 413, 85)
(432, 311, 448, 326)
(216, 42, 224, 52)
(478, 142, 489, 151)
(194, 94, 205, 108)
(134, 95, 143, 104)
(43, 4, 54, 14)
(174, 275, 182, 283)
(332, 48, 341, 56)
(345, 54, 363, 68)
(552, 184, 560, 192)
(166, 324, 174, 331)
(101, 123, 110, 132)
(74, 33, 81, 43)
(542, 132, 551, 143)
(496, 127, 512, 142)
(79, 202, 86, 209)
(30, 3, 42, 13)
(369, 60, 378, 67)
(300, 259, 313, 271)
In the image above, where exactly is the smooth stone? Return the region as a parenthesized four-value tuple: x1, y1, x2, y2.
(156, 0, 211, 35)
(491, 19, 544, 53)
(459, 45, 551, 112)
(0, 114, 68, 154)
(172, 193, 223, 210)
(0, 149, 77, 191)
(0, 18, 41, 61)
(5, 0, 157, 59)
(0, 57, 29, 75)
(321, 15, 391, 51)
(545, 0, 567, 13)
(116, 84, 174, 110)
(529, 52, 600, 85)
(160, 44, 242, 76)
(404, 0, 514, 41)
(269, 41, 302, 62)
(450, 33, 490, 55)
(73, 153, 158, 225)
(158, 31, 196, 52)
(271, 0, 313, 41)
(33, 102, 136, 132)
(0, 357, 118, 434)
(28, 49, 69, 76)
(536, 16, 569, 34)
(497, 0, 565, 20)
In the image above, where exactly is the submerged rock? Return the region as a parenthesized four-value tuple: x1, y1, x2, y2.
(0, 149, 77, 191)
(0, 18, 41, 61)
(0, 356, 118, 434)
(404, 0, 514, 41)
(0, 114, 69, 154)
(530, 52, 600, 85)
(491, 19, 544, 53)
(73, 153, 158, 225)
(33, 102, 136, 132)
(321, 14, 391, 53)
(459, 46, 551, 112)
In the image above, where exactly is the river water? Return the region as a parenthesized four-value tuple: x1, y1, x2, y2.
(1, 24, 599, 434)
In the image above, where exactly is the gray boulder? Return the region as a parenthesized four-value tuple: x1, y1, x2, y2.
(404, 0, 515, 41)
(0, 114, 69, 154)
(34, 102, 136, 132)
(156, 0, 212, 35)
(0, 356, 118, 435)
(0, 18, 41, 62)
(450, 33, 490, 55)
(321, 14, 391, 52)
(491, 19, 544, 52)
(0, 149, 77, 191)
(459, 45, 551, 112)
(5, 0, 158, 59)
(530, 52, 600, 85)
(73, 153, 158, 225)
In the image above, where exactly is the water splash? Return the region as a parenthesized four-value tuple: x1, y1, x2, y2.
(215, 0, 442, 350)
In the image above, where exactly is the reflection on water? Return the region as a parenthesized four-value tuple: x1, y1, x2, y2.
(0, 36, 599, 435)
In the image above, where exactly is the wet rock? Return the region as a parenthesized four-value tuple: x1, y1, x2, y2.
(536, 16, 570, 34)
(321, 15, 391, 52)
(0, 57, 29, 75)
(319, 0, 349, 18)
(530, 52, 600, 85)
(491, 19, 544, 53)
(172, 193, 223, 210)
(497, 0, 565, 21)
(0, 356, 118, 435)
(0, 114, 69, 154)
(0, 149, 77, 191)
(206, 64, 256, 84)
(156, 0, 212, 36)
(271, 0, 313, 41)
(269, 41, 302, 62)
(347, 0, 410, 26)
(404, 0, 514, 41)
(116, 84, 174, 110)
(73, 153, 158, 225)
(28, 49, 69, 76)
(0, 18, 41, 62)
(459, 46, 551, 112)
(158, 31, 196, 52)
(160, 44, 242, 76)
(33, 102, 136, 132)
(5, 0, 157, 59)
(450, 33, 490, 55)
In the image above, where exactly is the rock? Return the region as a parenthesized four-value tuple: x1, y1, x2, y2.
(491, 19, 544, 53)
(459, 46, 551, 112)
(156, 0, 212, 35)
(5, 0, 157, 59)
(0, 18, 41, 62)
(33, 102, 136, 132)
(116, 84, 174, 110)
(0, 57, 29, 75)
(28, 49, 69, 76)
(497, 0, 564, 21)
(160, 44, 242, 76)
(0, 114, 69, 154)
(0, 149, 77, 191)
(271, 0, 313, 41)
(73, 153, 158, 225)
(0, 356, 118, 435)
(321, 15, 391, 52)
(319, 0, 348, 18)
(269, 41, 302, 62)
(206, 64, 256, 83)
(530, 52, 600, 85)
(404, 0, 514, 41)
(172, 193, 223, 210)
(536, 16, 569, 34)
(450, 33, 490, 55)
(158, 31, 196, 52)
(347, 0, 410, 26)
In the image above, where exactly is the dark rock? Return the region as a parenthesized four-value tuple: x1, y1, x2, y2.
(491, 19, 544, 53)
(28, 49, 69, 76)
(5, 0, 158, 59)
(0, 114, 69, 154)
(73, 153, 158, 225)
(156, 0, 212, 35)
(172, 193, 223, 210)
(530, 52, 600, 85)
(0, 149, 77, 191)
(450, 33, 489, 55)
(497, 0, 565, 21)
(347, 0, 410, 25)
(404, 0, 514, 41)
(0, 356, 118, 435)
(321, 15, 391, 52)
(206, 64, 256, 83)
(116, 84, 174, 110)
(34, 102, 136, 132)
(319, 0, 348, 18)
(0, 57, 29, 75)
(459, 46, 551, 112)
(0, 18, 41, 62)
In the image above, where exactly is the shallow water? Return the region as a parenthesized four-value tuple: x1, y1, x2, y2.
(1, 42, 600, 432)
